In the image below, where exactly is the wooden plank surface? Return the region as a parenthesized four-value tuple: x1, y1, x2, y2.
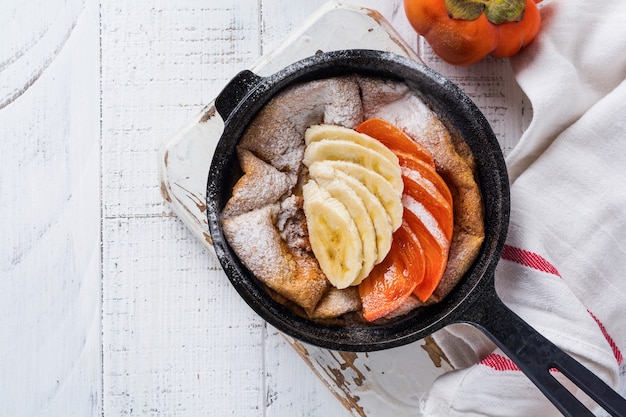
(0, 0, 102, 415)
(100, 2, 268, 416)
(2, 0, 533, 416)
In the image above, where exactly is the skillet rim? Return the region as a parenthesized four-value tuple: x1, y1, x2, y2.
(206, 49, 510, 352)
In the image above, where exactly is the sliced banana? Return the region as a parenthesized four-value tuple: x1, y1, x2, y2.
(324, 160, 403, 232)
(301, 124, 405, 289)
(332, 168, 394, 264)
(302, 180, 363, 289)
(303, 139, 403, 194)
(309, 162, 378, 285)
(305, 124, 399, 167)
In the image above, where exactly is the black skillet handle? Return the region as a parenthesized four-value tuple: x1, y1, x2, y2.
(464, 283, 626, 417)
(215, 70, 263, 121)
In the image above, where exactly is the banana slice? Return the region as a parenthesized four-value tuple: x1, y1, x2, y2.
(332, 168, 394, 264)
(302, 180, 363, 289)
(305, 124, 399, 167)
(324, 160, 403, 232)
(303, 139, 403, 194)
(309, 162, 378, 285)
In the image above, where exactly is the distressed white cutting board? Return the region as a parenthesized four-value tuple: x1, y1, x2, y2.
(158, 2, 522, 415)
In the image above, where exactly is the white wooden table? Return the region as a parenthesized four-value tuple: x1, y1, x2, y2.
(1, 1, 529, 415)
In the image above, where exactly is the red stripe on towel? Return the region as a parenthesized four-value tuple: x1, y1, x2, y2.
(480, 353, 560, 373)
(491, 245, 624, 369)
(501, 245, 561, 277)
(480, 353, 520, 371)
(587, 310, 624, 366)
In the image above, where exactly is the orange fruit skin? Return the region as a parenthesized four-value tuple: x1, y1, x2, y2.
(491, 0, 542, 58)
(403, 207, 449, 302)
(356, 118, 435, 167)
(404, 0, 542, 66)
(403, 174, 453, 242)
(359, 224, 425, 322)
(396, 152, 452, 208)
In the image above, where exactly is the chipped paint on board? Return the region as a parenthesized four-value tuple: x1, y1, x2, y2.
(288, 339, 368, 417)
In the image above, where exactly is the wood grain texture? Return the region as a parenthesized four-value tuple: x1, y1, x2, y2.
(100, 1, 280, 416)
(0, 0, 101, 415)
(0, 0, 86, 110)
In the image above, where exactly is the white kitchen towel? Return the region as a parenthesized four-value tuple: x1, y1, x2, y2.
(422, 0, 626, 415)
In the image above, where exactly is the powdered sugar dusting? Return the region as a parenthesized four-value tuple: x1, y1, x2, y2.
(401, 166, 439, 199)
(402, 194, 447, 247)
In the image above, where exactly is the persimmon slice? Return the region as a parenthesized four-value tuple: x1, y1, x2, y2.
(359, 223, 425, 322)
(395, 151, 452, 207)
(398, 222, 427, 288)
(402, 205, 449, 302)
(402, 174, 453, 241)
(356, 118, 435, 168)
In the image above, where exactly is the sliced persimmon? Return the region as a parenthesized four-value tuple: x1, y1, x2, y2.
(356, 117, 455, 308)
(356, 118, 435, 168)
(402, 205, 449, 302)
(398, 222, 426, 288)
(402, 174, 453, 241)
(359, 223, 425, 322)
(396, 151, 453, 207)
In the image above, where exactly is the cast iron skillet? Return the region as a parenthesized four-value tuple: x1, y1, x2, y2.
(206, 50, 626, 417)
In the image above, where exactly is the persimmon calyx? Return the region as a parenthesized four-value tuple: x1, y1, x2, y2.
(444, 0, 526, 24)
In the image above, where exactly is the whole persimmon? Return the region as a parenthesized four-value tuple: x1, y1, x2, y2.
(404, 0, 542, 65)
